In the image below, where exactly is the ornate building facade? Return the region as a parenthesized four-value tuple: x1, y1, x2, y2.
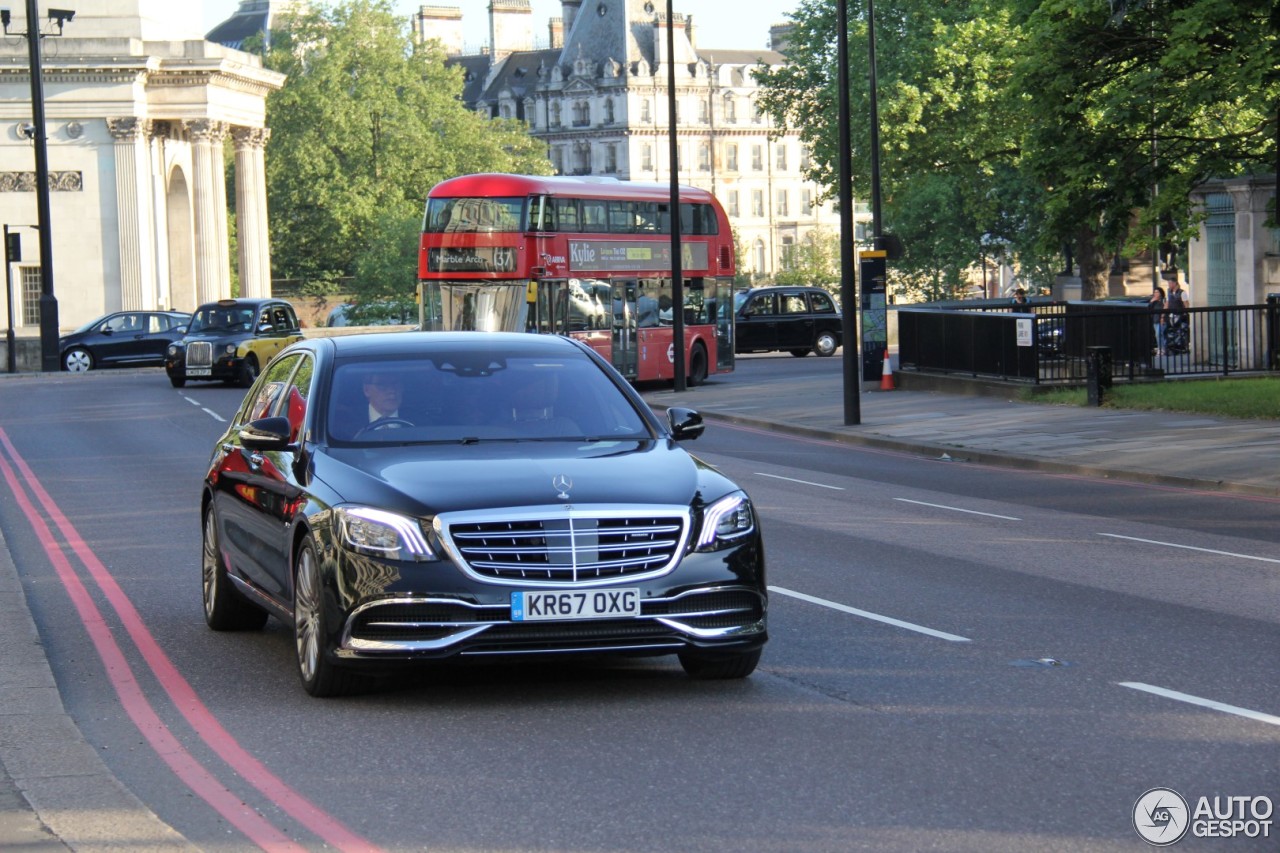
(0, 1, 282, 335)
(417, 0, 849, 281)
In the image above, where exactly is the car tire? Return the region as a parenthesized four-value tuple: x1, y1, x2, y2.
(788, 349, 810, 358)
(678, 647, 761, 679)
(168, 373, 186, 388)
(63, 347, 93, 373)
(294, 538, 361, 698)
(201, 505, 268, 631)
(237, 355, 259, 389)
(813, 332, 839, 357)
(687, 343, 708, 387)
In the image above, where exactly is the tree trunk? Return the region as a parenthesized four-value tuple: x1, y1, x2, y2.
(1074, 226, 1110, 301)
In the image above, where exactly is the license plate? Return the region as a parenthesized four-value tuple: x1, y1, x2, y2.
(511, 588, 640, 621)
(187, 368, 211, 376)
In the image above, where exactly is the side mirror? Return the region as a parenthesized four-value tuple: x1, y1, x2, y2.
(667, 407, 704, 441)
(240, 416, 293, 451)
(175, 325, 188, 334)
(100, 327, 114, 336)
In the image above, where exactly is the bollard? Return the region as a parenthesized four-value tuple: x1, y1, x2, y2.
(1086, 345, 1112, 406)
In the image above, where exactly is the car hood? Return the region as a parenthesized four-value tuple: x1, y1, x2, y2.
(311, 440, 726, 515)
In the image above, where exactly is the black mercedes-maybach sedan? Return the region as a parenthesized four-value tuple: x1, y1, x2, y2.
(202, 331, 767, 696)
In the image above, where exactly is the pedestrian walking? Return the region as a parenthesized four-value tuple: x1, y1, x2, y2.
(1149, 284, 1167, 356)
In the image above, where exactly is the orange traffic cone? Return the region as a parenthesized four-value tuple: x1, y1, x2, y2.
(880, 351, 895, 390)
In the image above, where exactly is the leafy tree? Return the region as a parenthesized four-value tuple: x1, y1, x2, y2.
(774, 227, 841, 292)
(261, 0, 551, 301)
(1010, 0, 1278, 299)
(756, 0, 1278, 302)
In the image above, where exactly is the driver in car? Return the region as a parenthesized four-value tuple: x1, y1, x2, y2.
(363, 372, 405, 427)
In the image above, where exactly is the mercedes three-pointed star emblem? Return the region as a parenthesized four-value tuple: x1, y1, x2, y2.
(553, 474, 573, 500)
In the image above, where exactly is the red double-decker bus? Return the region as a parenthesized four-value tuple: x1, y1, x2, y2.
(418, 173, 735, 384)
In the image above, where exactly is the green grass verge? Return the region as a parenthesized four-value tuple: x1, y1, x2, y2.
(1020, 376, 1280, 420)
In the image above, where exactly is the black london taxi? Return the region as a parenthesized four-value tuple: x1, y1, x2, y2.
(733, 285, 842, 357)
(166, 298, 304, 388)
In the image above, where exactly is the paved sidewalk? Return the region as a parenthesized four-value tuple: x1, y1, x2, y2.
(641, 372, 1280, 498)
(2, 370, 1276, 851)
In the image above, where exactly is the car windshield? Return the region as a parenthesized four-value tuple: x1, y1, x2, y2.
(189, 306, 254, 334)
(327, 350, 651, 445)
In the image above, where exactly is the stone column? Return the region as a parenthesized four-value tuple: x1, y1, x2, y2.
(107, 117, 155, 310)
(232, 127, 272, 298)
(186, 119, 229, 304)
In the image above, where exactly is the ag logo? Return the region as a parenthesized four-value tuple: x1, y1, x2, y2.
(1134, 788, 1190, 846)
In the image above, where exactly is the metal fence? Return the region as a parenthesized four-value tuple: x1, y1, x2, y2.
(897, 301, 1280, 384)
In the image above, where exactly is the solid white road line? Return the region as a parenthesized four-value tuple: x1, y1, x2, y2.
(1119, 682, 1280, 727)
(894, 497, 1021, 521)
(1099, 533, 1280, 565)
(202, 409, 226, 422)
(769, 586, 971, 643)
(753, 472, 845, 490)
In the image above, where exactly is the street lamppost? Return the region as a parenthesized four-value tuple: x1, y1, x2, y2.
(666, 0, 686, 392)
(3, 3, 75, 372)
(836, 0, 861, 424)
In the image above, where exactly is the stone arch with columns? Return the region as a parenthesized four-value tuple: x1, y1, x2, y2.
(0, 5, 284, 332)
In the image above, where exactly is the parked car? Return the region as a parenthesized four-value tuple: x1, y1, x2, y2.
(58, 310, 190, 372)
(200, 331, 767, 696)
(165, 298, 304, 388)
(734, 286, 842, 357)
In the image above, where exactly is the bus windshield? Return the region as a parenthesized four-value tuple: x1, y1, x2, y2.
(424, 197, 525, 233)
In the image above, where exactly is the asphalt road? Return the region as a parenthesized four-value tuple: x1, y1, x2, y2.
(0, 365, 1277, 851)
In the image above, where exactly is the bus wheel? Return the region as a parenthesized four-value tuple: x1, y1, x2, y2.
(687, 343, 708, 387)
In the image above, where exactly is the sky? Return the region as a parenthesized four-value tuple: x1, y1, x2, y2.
(201, 0, 798, 52)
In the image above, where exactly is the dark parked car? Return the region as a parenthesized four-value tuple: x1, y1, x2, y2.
(734, 286, 842, 357)
(201, 331, 767, 696)
(165, 298, 304, 388)
(58, 310, 190, 372)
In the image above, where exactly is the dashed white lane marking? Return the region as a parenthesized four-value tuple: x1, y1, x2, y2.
(769, 586, 971, 643)
(753, 472, 845, 490)
(895, 497, 1021, 521)
(1099, 533, 1280, 565)
(181, 394, 227, 423)
(1119, 682, 1280, 727)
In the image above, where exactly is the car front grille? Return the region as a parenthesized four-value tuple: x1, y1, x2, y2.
(435, 506, 691, 587)
(185, 341, 213, 368)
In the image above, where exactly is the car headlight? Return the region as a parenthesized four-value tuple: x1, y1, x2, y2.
(167, 344, 181, 357)
(225, 344, 238, 355)
(335, 506, 435, 561)
(695, 492, 755, 551)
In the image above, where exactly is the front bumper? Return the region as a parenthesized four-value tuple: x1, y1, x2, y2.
(166, 353, 245, 381)
(326, 538, 767, 664)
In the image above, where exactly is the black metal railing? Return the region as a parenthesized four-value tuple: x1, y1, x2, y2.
(897, 301, 1280, 384)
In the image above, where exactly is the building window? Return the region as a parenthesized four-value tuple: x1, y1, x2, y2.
(604, 98, 615, 124)
(574, 142, 591, 174)
(801, 188, 813, 215)
(780, 236, 795, 269)
(775, 145, 787, 171)
(698, 98, 709, 124)
(550, 102, 562, 128)
(750, 98, 762, 124)
(725, 143, 738, 172)
(21, 266, 40, 325)
(551, 147, 564, 174)
(727, 190, 739, 217)
(606, 144, 618, 173)
(751, 190, 764, 217)
(751, 145, 763, 171)
(753, 239, 766, 272)
(698, 142, 711, 171)
(723, 93, 737, 124)
(640, 99, 651, 123)
(641, 143, 653, 172)
(776, 190, 788, 216)
(800, 145, 811, 171)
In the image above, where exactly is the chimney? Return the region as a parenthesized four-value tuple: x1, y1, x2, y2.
(768, 23, 793, 54)
(548, 16, 564, 49)
(414, 5, 464, 55)
(561, 0, 581, 36)
(489, 0, 533, 61)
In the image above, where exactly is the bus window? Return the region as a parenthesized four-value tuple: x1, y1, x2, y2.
(608, 201, 633, 233)
(581, 199, 607, 231)
(552, 198, 580, 232)
(424, 197, 525, 233)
